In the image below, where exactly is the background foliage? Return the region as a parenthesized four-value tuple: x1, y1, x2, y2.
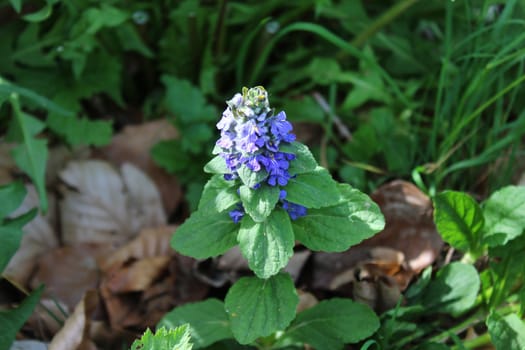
(1, 0, 525, 349)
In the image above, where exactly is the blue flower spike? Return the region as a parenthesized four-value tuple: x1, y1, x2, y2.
(215, 86, 307, 222)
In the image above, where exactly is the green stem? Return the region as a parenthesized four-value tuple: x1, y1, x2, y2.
(349, 0, 420, 49)
(452, 332, 491, 350)
(428, 310, 486, 343)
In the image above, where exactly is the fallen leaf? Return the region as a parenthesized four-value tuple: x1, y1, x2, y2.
(59, 160, 166, 245)
(99, 227, 208, 330)
(99, 226, 174, 272)
(310, 180, 442, 312)
(48, 291, 99, 350)
(368, 180, 443, 273)
(26, 298, 69, 339)
(29, 244, 110, 310)
(10, 340, 48, 350)
(104, 256, 171, 293)
(95, 119, 183, 214)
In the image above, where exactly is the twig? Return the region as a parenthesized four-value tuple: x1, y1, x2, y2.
(312, 92, 352, 141)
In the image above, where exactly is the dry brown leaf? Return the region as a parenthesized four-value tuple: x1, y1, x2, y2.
(30, 244, 111, 310)
(4, 185, 58, 286)
(59, 160, 166, 245)
(48, 290, 99, 350)
(368, 180, 443, 273)
(99, 226, 174, 271)
(26, 298, 69, 339)
(96, 119, 183, 214)
(104, 256, 171, 293)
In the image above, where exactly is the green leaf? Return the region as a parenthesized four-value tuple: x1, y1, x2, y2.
(162, 75, 217, 124)
(238, 210, 294, 278)
(0, 181, 26, 221)
(171, 210, 238, 259)
(487, 312, 525, 350)
(198, 175, 239, 214)
(421, 262, 480, 316)
(285, 167, 341, 209)
(46, 114, 112, 146)
(225, 274, 298, 344)
(483, 186, 525, 247)
(151, 139, 191, 173)
(239, 185, 280, 222)
(279, 298, 379, 349)
(279, 142, 318, 175)
(130, 325, 193, 350)
(293, 184, 384, 251)
(158, 299, 232, 348)
(11, 140, 48, 212)
(0, 209, 37, 274)
(0, 286, 43, 350)
(9, 96, 48, 212)
(9, 0, 22, 13)
(23, 0, 58, 22)
(433, 191, 485, 255)
(204, 155, 229, 174)
(237, 165, 268, 188)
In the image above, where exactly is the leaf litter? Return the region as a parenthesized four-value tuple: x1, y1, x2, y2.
(7, 126, 446, 349)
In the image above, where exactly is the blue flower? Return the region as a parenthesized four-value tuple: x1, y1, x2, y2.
(282, 200, 307, 220)
(215, 86, 306, 222)
(229, 203, 245, 224)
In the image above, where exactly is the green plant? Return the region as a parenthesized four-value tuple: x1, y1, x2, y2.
(159, 87, 384, 349)
(371, 186, 525, 350)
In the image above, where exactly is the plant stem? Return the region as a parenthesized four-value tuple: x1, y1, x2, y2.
(452, 332, 491, 350)
(428, 310, 486, 343)
(350, 0, 420, 49)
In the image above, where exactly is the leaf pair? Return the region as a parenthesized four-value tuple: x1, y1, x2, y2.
(433, 186, 525, 257)
(159, 274, 379, 348)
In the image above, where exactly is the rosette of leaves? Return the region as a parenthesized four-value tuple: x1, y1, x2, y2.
(170, 87, 385, 345)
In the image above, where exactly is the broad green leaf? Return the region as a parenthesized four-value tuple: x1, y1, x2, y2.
(279, 298, 379, 349)
(238, 210, 294, 278)
(421, 262, 480, 316)
(282, 97, 324, 123)
(198, 175, 238, 214)
(487, 312, 525, 350)
(11, 140, 48, 212)
(433, 191, 484, 255)
(6, 112, 45, 141)
(151, 139, 191, 173)
(0, 209, 37, 274)
(279, 142, 318, 175)
(116, 23, 154, 58)
(46, 114, 112, 146)
(158, 299, 232, 348)
(239, 185, 280, 222)
(9, 96, 48, 212)
(204, 155, 229, 174)
(237, 165, 268, 188)
(172, 210, 238, 259)
(0, 286, 43, 350)
(483, 186, 525, 247)
(162, 75, 217, 124)
(293, 184, 384, 251)
(9, 0, 22, 13)
(225, 274, 298, 344)
(285, 167, 341, 208)
(0, 181, 26, 221)
(130, 325, 193, 350)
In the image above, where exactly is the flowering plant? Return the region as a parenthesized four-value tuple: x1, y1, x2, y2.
(168, 87, 385, 347)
